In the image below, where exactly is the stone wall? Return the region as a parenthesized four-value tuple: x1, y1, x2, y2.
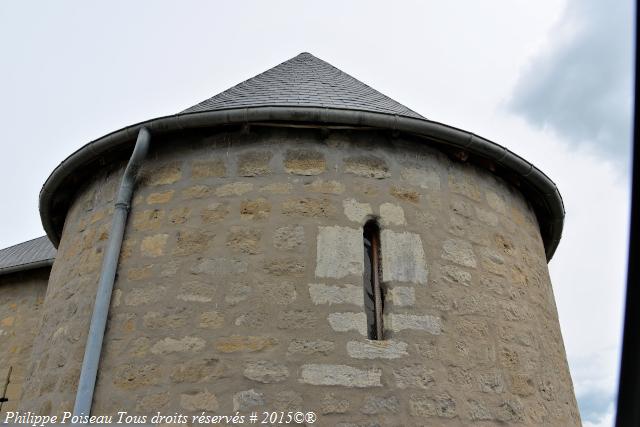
(21, 126, 580, 425)
(0, 267, 49, 413)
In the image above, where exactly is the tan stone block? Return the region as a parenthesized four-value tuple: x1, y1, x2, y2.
(132, 209, 165, 231)
(273, 225, 305, 251)
(181, 185, 211, 199)
(146, 190, 174, 204)
(262, 282, 297, 305)
(344, 155, 390, 178)
(260, 182, 292, 194)
(169, 206, 191, 225)
(113, 364, 160, 390)
(1, 316, 15, 327)
(304, 179, 345, 194)
(238, 151, 272, 176)
(244, 361, 289, 383)
(145, 163, 182, 185)
(321, 393, 350, 414)
(199, 311, 224, 329)
(449, 172, 482, 201)
(170, 359, 228, 383)
(240, 197, 271, 219)
(215, 182, 254, 197)
(126, 265, 153, 281)
(284, 149, 326, 175)
(173, 229, 213, 256)
(180, 390, 218, 411)
(150, 336, 205, 355)
(215, 336, 278, 353)
(90, 209, 106, 224)
(201, 202, 228, 223)
(264, 257, 305, 276)
(140, 234, 168, 257)
(390, 186, 420, 203)
(136, 392, 170, 412)
(143, 310, 188, 329)
(191, 159, 226, 178)
(226, 227, 262, 254)
(282, 198, 336, 217)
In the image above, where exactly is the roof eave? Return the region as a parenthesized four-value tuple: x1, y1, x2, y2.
(39, 106, 565, 261)
(0, 258, 54, 277)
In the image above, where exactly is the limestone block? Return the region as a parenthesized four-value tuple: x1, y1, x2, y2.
(400, 167, 441, 190)
(199, 311, 224, 329)
(385, 314, 442, 335)
(343, 199, 373, 223)
(380, 203, 406, 226)
(486, 190, 507, 213)
(344, 155, 390, 178)
(409, 393, 456, 418)
(240, 198, 271, 219)
(308, 283, 363, 306)
(140, 234, 168, 257)
(361, 395, 400, 414)
(215, 336, 277, 353)
(201, 202, 228, 223)
(237, 151, 272, 176)
(180, 390, 218, 411)
(388, 286, 415, 306)
(321, 393, 350, 414)
(282, 198, 336, 217)
(150, 337, 205, 355)
(315, 226, 363, 279)
(244, 361, 289, 383)
(390, 186, 420, 203)
(394, 365, 435, 389)
(347, 340, 408, 359)
(273, 225, 305, 251)
(215, 182, 254, 197)
(191, 258, 248, 276)
(328, 312, 367, 336)
(145, 163, 182, 186)
(441, 239, 477, 268)
(132, 209, 165, 231)
(233, 389, 265, 411)
(146, 190, 174, 204)
(299, 364, 382, 387)
(287, 339, 335, 355)
(304, 179, 345, 194)
(284, 149, 326, 175)
(381, 230, 428, 284)
(191, 159, 226, 178)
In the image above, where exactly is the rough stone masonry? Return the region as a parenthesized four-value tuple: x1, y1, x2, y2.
(12, 126, 580, 426)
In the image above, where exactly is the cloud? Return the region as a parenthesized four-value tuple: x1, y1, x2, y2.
(508, 0, 634, 165)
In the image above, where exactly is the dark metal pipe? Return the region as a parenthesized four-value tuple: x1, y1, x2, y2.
(73, 127, 150, 416)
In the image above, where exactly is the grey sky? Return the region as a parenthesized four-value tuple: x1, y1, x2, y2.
(509, 0, 634, 166)
(0, 2, 632, 426)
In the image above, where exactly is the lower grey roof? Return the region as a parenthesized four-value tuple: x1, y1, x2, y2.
(0, 236, 56, 276)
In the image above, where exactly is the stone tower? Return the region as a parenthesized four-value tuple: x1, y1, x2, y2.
(21, 53, 580, 425)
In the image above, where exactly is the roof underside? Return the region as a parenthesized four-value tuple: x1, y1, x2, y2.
(0, 236, 56, 275)
(182, 53, 424, 119)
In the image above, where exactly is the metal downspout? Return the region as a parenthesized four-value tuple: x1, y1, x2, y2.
(73, 127, 151, 416)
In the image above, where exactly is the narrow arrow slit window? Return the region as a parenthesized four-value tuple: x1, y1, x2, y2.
(363, 220, 383, 340)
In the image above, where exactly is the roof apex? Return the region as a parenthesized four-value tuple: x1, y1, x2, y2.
(181, 52, 424, 119)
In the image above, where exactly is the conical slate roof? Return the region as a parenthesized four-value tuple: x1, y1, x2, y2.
(181, 52, 424, 119)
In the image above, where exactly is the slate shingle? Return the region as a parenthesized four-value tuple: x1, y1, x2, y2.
(181, 52, 424, 119)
